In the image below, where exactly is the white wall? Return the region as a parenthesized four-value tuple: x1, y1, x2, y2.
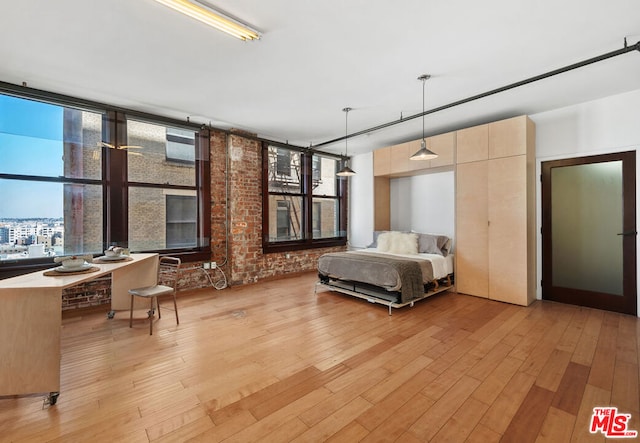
(390, 170, 455, 241)
(348, 155, 454, 249)
(347, 152, 374, 249)
(350, 87, 640, 315)
(531, 88, 640, 315)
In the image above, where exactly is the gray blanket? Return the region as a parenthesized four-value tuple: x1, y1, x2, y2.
(317, 251, 434, 303)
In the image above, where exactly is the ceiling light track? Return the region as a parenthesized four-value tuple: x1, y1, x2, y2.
(314, 40, 640, 149)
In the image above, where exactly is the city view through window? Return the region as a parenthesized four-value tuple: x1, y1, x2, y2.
(0, 95, 76, 261)
(0, 93, 201, 263)
(0, 218, 65, 260)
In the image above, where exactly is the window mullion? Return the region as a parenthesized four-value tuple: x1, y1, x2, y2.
(102, 111, 128, 248)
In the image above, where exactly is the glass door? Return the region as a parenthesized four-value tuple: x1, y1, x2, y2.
(541, 151, 636, 315)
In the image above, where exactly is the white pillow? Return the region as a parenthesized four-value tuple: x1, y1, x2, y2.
(377, 231, 418, 255)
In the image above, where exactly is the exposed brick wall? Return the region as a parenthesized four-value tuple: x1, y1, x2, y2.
(210, 131, 229, 269)
(62, 275, 111, 310)
(224, 131, 345, 285)
(61, 128, 346, 311)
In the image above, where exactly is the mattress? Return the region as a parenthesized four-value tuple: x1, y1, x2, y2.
(317, 248, 454, 303)
(354, 248, 454, 281)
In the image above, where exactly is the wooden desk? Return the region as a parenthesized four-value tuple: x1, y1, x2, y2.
(0, 253, 158, 403)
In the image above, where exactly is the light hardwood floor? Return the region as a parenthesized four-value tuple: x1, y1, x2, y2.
(0, 271, 638, 442)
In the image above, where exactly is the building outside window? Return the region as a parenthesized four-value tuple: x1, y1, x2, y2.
(0, 91, 210, 272)
(276, 148, 292, 177)
(126, 118, 202, 252)
(263, 144, 346, 252)
(276, 201, 291, 240)
(312, 154, 341, 239)
(166, 194, 197, 248)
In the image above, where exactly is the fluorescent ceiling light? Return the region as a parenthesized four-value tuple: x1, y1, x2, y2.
(153, 0, 261, 41)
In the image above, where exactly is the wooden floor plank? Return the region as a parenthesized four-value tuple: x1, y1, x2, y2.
(551, 361, 591, 416)
(298, 367, 389, 427)
(500, 384, 555, 443)
(431, 397, 489, 442)
(478, 371, 536, 435)
(289, 396, 372, 442)
(535, 406, 576, 443)
(587, 313, 619, 391)
(471, 355, 522, 406)
(355, 367, 439, 431)
(465, 423, 501, 443)
(221, 388, 330, 443)
(611, 360, 640, 413)
(534, 349, 572, 392)
(187, 410, 256, 443)
(1, 272, 638, 443)
(362, 355, 433, 404)
(360, 393, 435, 443)
(408, 375, 481, 441)
(145, 405, 208, 441)
(570, 383, 610, 443)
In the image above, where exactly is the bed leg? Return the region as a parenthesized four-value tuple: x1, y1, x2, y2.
(432, 279, 439, 290)
(388, 305, 392, 316)
(446, 275, 452, 286)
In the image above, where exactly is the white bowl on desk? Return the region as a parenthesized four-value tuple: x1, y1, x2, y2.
(60, 257, 85, 269)
(105, 247, 124, 257)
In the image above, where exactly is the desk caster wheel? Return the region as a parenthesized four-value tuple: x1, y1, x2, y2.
(107, 310, 115, 319)
(45, 392, 60, 406)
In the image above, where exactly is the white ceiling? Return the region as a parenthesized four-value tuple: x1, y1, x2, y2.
(1, 0, 640, 156)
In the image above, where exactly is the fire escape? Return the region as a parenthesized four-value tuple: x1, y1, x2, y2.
(268, 150, 321, 240)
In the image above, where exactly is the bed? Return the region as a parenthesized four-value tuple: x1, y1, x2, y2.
(316, 231, 454, 314)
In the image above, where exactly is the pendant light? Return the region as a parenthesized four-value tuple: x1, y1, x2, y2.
(336, 107, 356, 176)
(410, 74, 438, 161)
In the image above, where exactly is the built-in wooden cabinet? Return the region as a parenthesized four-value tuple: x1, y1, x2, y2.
(428, 132, 455, 168)
(371, 115, 535, 307)
(456, 124, 488, 164)
(373, 132, 455, 177)
(373, 146, 391, 176)
(374, 176, 390, 231)
(456, 160, 489, 298)
(455, 115, 536, 306)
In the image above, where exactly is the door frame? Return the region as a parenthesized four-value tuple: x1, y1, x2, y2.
(541, 151, 637, 315)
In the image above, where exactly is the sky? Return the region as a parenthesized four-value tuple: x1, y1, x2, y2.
(0, 94, 65, 218)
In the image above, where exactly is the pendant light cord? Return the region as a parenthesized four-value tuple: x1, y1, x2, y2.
(422, 77, 425, 141)
(418, 74, 430, 143)
(343, 107, 351, 156)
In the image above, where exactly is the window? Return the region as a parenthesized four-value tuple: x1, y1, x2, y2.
(0, 95, 104, 262)
(166, 127, 196, 163)
(312, 202, 321, 238)
(263, 144, 346, 252)
(126, 118, 203, 252)
(312, 155, 321, 181)
(166, 194, 197, 248)
(276, 201, 291, 240)
(312, 154, 341, 239)
(0, 90, 210, 273)
(276, 148, 292, 176)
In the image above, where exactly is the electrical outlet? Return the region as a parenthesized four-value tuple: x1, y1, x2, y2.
(211, 262, 217, 269)
(203, 262, 211, 269)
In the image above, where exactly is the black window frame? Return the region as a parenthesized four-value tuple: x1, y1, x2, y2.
(262, 142, 347, 253)
(0, 83, 211, 278)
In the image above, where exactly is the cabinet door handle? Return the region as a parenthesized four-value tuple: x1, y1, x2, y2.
(617, 230, 637, 236)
